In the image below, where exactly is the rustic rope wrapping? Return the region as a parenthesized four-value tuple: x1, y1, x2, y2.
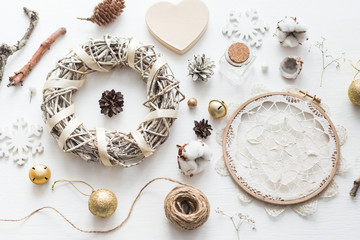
(164, 186, 210, 230)
(42, 35, 184, 167)
(0, 178, 210, 233)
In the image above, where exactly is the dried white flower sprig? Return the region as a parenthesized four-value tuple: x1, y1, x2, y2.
(188, 54, 215, 82)
(313, 37, 345, 87)
(29, 86, 37, 103)
(275, 16, 307, 48)
(215, 208, 256, 240)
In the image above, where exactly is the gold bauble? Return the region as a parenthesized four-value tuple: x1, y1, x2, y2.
(29, 164, 51, 185)
(208, 100, 227, 119)
(348, 79, 360, 106)
(187, 98, 198, 108)
(88, 189, 118, 218)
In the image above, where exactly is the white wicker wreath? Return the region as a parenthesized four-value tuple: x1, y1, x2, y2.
(42, 35, 184, 167)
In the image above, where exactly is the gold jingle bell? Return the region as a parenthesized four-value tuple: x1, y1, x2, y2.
(29, 164, 51, 185)
(88, 189, 118, 218)
(348, 79, 360, 106)
(208, 100, 227, 119)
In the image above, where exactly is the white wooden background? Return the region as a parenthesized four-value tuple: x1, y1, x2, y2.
(0, 0, 359, 239)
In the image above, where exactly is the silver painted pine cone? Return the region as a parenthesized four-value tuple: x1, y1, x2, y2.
(188, 54, 215, 82)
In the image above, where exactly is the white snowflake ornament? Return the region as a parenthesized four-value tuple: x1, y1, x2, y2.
(222, 9, 269, 48)
(0, 118, 43, 165)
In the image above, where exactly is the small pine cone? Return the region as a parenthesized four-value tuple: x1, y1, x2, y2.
(99, 89, 124, 117)
(188, 54, 215, 82)
(193, 119, 213, 139)
(79, 0, 126, 26)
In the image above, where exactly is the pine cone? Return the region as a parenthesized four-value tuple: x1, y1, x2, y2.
(193, 119, 213, 139)
(78, 0, 126, 26)
(188, 54, 215, 82)
(99, 89, 124, 117)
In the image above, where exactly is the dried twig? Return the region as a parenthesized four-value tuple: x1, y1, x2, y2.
(0, 7, 39, 82)
(8, 27, 66, 87)
(313, 37, 345, 87)
(350, 177, 360, 197)
(215, 208, 256, 240)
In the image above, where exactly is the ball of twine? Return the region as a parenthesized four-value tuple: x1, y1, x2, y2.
(164, 186, 210, 230)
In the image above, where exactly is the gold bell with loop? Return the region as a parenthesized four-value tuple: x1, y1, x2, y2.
(29, 164, 51, 185)
(208, 100, 227, 119)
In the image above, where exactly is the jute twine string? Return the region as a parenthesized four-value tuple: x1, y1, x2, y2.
(0, 177, 210, 233)
(164, 186, 210, 230)
(42, 35, 184, 167)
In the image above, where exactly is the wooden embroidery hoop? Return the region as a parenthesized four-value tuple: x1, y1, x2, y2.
(222, 92, 340, 205)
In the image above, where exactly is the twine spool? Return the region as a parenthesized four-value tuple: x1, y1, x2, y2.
(164, 186, 210, 230)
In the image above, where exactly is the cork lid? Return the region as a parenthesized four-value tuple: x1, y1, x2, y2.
(228, 43, 250, 64)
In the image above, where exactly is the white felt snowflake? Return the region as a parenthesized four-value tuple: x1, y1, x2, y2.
(222, 9, 269, 48)
(0, 118, 43, 165)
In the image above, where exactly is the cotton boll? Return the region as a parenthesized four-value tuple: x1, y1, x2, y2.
(276, 30, 288, 42)
(178, 158, 199, 176)
(276, 16, 308, 48)
(294, 22, 307, 32)
(277, 17, 296, 32)
(293, 32, 308, 44)
(281, 35, 300, 48)
(177, 140, 212, 177)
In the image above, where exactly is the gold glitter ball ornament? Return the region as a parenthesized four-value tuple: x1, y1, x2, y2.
(208, 100, 227, 119)
(29, 164, 51, 185)
(348, 79, 360, 106)
(187, 98, 198, 108)
(88, 189, 118, 218)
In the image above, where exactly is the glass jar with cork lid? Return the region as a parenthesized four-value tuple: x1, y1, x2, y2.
(219, 42, 255, 85)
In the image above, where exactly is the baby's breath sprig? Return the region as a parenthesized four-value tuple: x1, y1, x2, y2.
(313, 37, 345, 87)
(215, 208, 256, 240)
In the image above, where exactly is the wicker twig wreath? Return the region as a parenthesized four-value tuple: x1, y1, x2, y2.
(42, 35, 184, 167)
(223, 92, 340, 205)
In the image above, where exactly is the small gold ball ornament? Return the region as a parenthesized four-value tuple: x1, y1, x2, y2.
(208, 100, 227, 119)
(88, 189, 118, 218)
(29, 164, 51, 185)
(348, 79, 360, 106)
(187, 98, 198, 108)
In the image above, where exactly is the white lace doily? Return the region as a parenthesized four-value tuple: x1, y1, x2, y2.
(215, 84, 349, 216)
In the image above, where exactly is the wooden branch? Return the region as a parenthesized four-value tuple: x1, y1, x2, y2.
(0, 7, 39, 82)
(350, 177, 360, 197)
(8, 27, 66, 87)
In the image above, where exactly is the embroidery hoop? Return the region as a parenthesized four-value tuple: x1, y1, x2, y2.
(222, 92, 340, 205)
(42, 35, 184, 167)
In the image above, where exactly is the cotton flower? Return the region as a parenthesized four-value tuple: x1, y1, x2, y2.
(276, 16, 307, 48)
(177, 140, 212, 176)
